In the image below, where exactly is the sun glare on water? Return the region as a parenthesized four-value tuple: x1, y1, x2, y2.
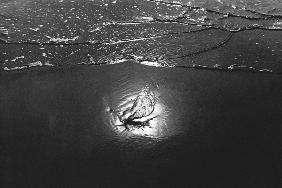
(104, 85, 169, 138)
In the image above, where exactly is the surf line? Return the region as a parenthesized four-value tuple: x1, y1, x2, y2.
(172, 32, 234, 59)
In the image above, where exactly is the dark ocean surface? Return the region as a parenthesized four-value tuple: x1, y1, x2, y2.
(1, 0, 282, 187)
(1, 62, 282, 187)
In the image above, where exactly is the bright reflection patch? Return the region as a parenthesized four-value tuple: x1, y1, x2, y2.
(104, 85, 169, 138)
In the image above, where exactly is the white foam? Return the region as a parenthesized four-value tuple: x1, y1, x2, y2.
(28, 61, 42, 67)
(45, 35, 79, 43)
